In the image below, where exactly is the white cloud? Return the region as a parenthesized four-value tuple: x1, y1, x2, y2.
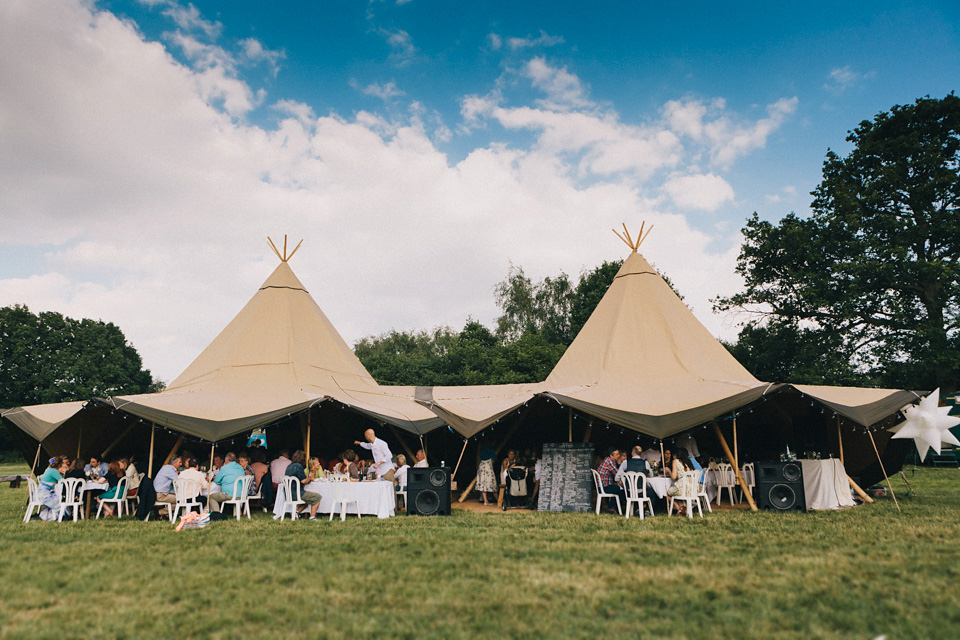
(161, 2, 221, 39)
(487, 33, 502, 51)
(524, 57, 593, 110)
(0, 1, 767, 383)
(377, 27, 417, 67)
(824, 65, 874, 94)
(507, 30, 564, 51)
(662, 173, 735, 211)
(239, 37, 285, 75)
(353, 79, 405, 100)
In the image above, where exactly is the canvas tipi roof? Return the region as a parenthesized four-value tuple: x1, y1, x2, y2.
(107, 258, 443, 441)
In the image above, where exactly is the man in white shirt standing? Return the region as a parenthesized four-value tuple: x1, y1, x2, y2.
(413, 449, 428, 468)
(355, 428, 395, 481)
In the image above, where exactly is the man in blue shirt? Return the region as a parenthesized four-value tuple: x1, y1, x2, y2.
(153, 455, 182, 516)
(209, 452, 246, 513)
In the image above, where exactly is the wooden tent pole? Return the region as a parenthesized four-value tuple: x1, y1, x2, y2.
(568, 408, 573, 442)
(732, 416, 739, 468)
(31, 442, 42, 477)
(837, 416, 845, 464)
(209, 443, 215, 471)
(162, 435, 184, 466)
(386, 424, 416, 461)
(76, 424, 82, 459)
(147, 425, 156, 477)
(867, 429, 900, 513)
(659, 441, 666, 477)
(848, 475, 874, 503)
(582, 421, 593, 444)
(101, 422, 137, 459)
(711, 421, 758, 511)
(305, 408, 311, 465)
(452, 439, 469, 480)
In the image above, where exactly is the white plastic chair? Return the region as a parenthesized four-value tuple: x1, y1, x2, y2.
(591, 469, 622, 515)
(330, 476, 361, 521)
(716, 462, 738, 505)
(740, 462, 756, 503)
(24, 477, 44, 523)
(57, 478, 86, 522)
(696, 470, 713, 514)
(95, 476, 129, 518)
(170, 478, 202, 522)
(279, 476, 305, 521)
(221, 475, 254, 519)
(668, 471, 704, 518)
(621, 471, 653, 519)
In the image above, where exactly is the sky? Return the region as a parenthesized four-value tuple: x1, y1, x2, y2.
(1, 0, 957, 385)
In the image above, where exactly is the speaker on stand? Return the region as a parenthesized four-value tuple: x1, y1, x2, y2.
(407, 467, 451, 516)
(756, 461, 806, 512)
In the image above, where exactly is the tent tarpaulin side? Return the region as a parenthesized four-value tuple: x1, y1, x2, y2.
(1, 401, 86, 441)
(792, 384, 922, 428)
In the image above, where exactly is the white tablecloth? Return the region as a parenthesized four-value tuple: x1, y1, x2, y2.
(800, 459, 855, 510)
(273, 480, 395, 519)
(645, 477, 673, 499)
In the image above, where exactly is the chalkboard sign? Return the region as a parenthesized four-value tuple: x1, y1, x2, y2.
(538, 442, 594, 512)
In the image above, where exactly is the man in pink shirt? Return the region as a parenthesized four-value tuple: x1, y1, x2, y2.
(269, 450, 291, 491)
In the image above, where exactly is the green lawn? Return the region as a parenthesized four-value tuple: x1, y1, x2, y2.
(0, 466, 958, 639)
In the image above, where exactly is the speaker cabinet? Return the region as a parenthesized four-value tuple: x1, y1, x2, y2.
(756, 461, 806, 512)
(407, 466, 451, 516)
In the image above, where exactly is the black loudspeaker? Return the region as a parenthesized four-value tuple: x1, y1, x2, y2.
(756, 461, 806, 512)
(407, 467, 451, 516)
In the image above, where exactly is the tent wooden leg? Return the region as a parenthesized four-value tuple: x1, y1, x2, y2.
(209, 443, 215, 471)
(732, 416, 738, 468)
(147, 426, 156, 478)
(458, 477, 477, 503)
(582, 420, 592, 444)
(568, 408, 573, 442)
(306, 409, 312, 465)
(76, 424, 82, 459)
(837, 416, 845, 464)
(497, 487, 504, 507)
(452, 440, 468, 480)
(711, 421, 757, 511)
(659, 441, 666, 477)
(101, 423, 137, 459)
(162, 435, 184, 467)
(31, 443, 42, 477)
(867, 430, 900, 513)
(848, 475, 873, 503)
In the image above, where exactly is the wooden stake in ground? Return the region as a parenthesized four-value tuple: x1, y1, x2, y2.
(711, 421, 758, 511)
(867, 429, 901, 513)
(147, 425, 156, 477)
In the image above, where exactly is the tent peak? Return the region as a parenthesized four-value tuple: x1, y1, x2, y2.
(612, 222, 653, 253)
(267, 235, 303, 263)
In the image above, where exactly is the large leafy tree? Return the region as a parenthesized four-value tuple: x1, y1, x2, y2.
(0, 305, 161, 407)
(718, 94, 960, 391)
(356, 260, 630, 385)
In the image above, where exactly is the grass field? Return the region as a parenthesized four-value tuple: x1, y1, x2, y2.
(1, 463, 958, 639)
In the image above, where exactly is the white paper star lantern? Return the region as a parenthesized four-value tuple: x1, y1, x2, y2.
(889, 388, 960, 459)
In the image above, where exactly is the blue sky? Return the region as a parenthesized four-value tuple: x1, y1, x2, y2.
(0, 0, 957, 382)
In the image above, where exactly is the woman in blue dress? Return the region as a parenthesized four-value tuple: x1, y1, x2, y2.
(37, 456, 69, 521)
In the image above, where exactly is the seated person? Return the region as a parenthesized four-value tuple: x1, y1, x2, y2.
(37, 456, 69, 521)
(238, 453, 258, 495)
(209, 452, 246, 513)
(95, 460, 125, 517)
(250, 451, 269, 490)
(413, 449, 428, 468)
(84, 456, 108, 478)
(394, 454, 409, 490)
(269, 450, 291, 491)
(596, 447, 624, 510)
(153, 455, 182, 515)
(308, 456, 325, 481)
(64, 457, 87, 480)
(122, 457, 140, 492)
(342, 449, 361, 479)
(285, 450, 322, 519)
(177, 458, 210, 507)
(618, 445, 652, 479)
